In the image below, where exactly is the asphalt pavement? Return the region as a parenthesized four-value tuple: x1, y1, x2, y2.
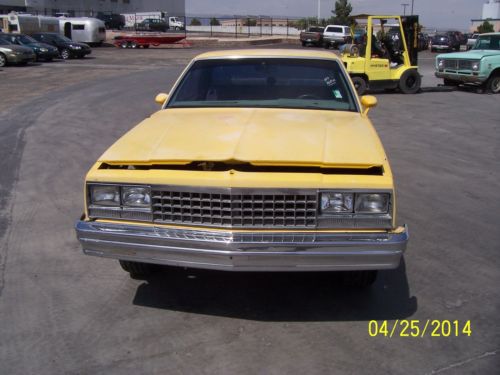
(0, 45, 499, 374)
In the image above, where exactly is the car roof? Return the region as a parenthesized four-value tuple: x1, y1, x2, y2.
(194, 49, 341, 61)
(479, 32, 500, 36)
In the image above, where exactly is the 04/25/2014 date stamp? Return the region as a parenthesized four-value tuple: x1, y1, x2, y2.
(368, 320, 472, 338)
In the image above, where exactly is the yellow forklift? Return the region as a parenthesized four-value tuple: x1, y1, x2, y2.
(341, 15, 421, 95)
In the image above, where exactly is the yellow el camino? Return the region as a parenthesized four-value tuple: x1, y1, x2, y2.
(75, 49, 408, 287)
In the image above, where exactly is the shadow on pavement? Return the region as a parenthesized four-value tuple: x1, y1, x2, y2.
(132, 259, 417, 322)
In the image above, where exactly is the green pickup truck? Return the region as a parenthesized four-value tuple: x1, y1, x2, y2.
(435, 32, 500, 93)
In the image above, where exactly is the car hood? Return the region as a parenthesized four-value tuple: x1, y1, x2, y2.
(28, 42, 57, 50)
(439, 50, 500, 59)
(99, 108, 387, 169)
(0, 44, 33, 53)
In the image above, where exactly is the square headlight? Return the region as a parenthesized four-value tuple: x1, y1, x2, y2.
(121, 186, 151, 209)
(320, 192, 353, 213)
(437, 59, 444, 69)
(471, 60, 480, 71)
(355, 193, 390, 213)
(90, 185, 120, 206)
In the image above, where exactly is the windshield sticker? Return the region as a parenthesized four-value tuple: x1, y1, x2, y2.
(324, 76, 336, 86)
(333, 89, 343, 99)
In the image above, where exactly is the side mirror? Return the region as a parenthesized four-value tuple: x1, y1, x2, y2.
(155, 92, 169, 105)
(360, 95, 377, 114)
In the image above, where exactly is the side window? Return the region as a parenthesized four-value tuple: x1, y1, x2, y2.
(72, 24, 85, 30)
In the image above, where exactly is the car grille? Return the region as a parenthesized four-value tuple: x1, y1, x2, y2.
(152, 188, 318, 228)
(444, 59, 472, 70)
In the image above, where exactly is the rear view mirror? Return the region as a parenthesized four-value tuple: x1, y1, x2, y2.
(361, 95, 377, 114)
(155, 92, 169, 105)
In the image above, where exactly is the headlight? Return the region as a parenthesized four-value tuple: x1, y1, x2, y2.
(320, 192, 353, 213)
(355, 193, 390, 213)
(121, 186, 151, 208)
(437, 59, 444, 69)
(70, 45, 82, 49)
(471, 60, 480, 71)
(40, 47, 48, 52)
(90, 185, 120, 206)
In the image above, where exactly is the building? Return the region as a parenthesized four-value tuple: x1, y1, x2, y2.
(470, 0, 500, 32)
(0, 0, 185, 16)
(219, 18, 291, 27)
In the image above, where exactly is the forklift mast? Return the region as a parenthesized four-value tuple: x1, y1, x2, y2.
(401, 15, 419, 66)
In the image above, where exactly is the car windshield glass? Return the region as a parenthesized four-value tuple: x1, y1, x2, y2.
(473, 35, 500, 50)
(54, 35, 72, 42)
(17, 35, 37, 44)
(168, 58, 357, 112)
(0, 37, 12, 45)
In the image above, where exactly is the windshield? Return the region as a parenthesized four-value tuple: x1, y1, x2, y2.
(168, 58, 357, 112)
(0, 37, 12, 45)
(54, 35, 73, 43)
(473, 35, 500, 50)
(17, 35, 37, 44)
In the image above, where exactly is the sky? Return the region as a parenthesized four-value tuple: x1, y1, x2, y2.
(186, 0, 485, 30)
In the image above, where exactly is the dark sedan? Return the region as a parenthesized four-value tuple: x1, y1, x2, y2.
(0, 33, 59, 61)
(31, 33, 91, 60)
(430, 34, 457, 53)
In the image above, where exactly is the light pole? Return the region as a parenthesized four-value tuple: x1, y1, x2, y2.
(317, 0, 321, 23)
(411, 0, 415, 15)
(401, 3, 409, 16)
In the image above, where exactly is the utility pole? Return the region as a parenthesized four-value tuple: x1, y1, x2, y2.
(411, 0, 415, 15)
(317, 0, 321, 23)
(401, 3, 409, 16)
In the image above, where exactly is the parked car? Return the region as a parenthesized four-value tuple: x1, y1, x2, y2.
(135, 18, 168, 32)
(323, 24, 350, 49)
(75, 49, 409, 287)
(31, 32, 91, 59)
(0, 35, 36, 67)
(418, 32, 429, 51)
(430, 34, 457, 52)
(466, 33, 479, 50)
(435, 32, 500, 93)
(0, 33, 59, 61)
(300, 26, 324, 47)
(96, 13, 125, 30)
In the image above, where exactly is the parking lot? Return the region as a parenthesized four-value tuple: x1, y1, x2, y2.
(0, 45, 499, 374)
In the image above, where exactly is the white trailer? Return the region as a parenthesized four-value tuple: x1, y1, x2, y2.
(58, 17, 106, 44)
(2, 13, 59, 34)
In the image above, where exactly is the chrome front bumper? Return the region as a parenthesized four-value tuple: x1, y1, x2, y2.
(75, 220, 409, 272)
(435, 71, 486, 84)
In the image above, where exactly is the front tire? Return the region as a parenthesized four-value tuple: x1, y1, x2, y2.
(351, 76, 368, 96)
(119, 260, 153, 278)
(486, 73, 500, 94)
(60, 49, 70, 60)
(0, 52, 7, 67)
(399, 69, 421, 94)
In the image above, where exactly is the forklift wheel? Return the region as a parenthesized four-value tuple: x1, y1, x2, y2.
(399, 70, 421, 94)
(351, 76, 367, 96)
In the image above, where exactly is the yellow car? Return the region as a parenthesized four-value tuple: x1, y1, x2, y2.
(75, 49, 408, 287)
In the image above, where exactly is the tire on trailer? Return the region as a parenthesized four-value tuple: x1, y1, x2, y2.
(351, 76, 368, 96)
(130, 41, 138, 49)
(486, 73, 500, 94)
(120, 41, 128, 48)
(119, 260, 153, 278)
(398, 69, 421, 94)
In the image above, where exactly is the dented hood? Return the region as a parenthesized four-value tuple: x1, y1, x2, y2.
(99, 108, 387, 168)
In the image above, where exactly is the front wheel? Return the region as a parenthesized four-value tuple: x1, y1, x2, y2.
(399, 69, 421, 94)
(0, 52, 7, 67)
(60, 49, 70, 59)
(351, 76, 368, 96)
(119, 260, 153, 278)
(486, 74, 500, 94)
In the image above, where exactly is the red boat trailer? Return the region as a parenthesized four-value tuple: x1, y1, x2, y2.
(114, 34, 188, 48)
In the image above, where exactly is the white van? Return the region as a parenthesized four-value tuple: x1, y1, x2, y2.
(323, 24, 350, 49)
